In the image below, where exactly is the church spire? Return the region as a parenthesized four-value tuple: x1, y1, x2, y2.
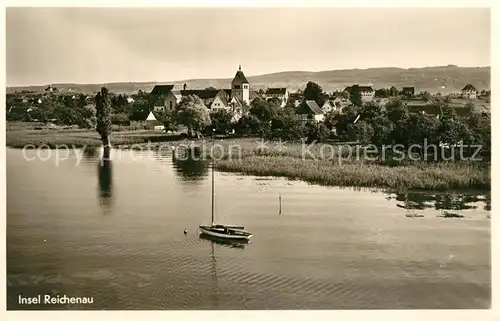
(239, 64, 241, 71)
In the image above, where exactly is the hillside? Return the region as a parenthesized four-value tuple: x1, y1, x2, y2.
(7, 65, 490, 95)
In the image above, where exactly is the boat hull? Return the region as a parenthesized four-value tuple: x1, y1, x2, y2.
(199, 233, 248, 248)
(199, 225, 253, 240)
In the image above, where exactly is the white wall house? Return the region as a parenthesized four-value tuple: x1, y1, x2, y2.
(150, 84, 176, 113)
(461, 84, 478, 99)
(210, 95, 230, 113)
(130, 111, 162, 130)
(153, 90, 178, 113)
(265, 88, 289, 107)
(210, 93, 244, 122)
(300, 100, 324, 123)
(361, 89, 375, 102)
(344, 85, 375, 102)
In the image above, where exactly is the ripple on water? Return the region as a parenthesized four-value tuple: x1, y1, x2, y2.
(6, 149, 491, 309)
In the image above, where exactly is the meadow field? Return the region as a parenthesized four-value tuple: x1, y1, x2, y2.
(6, 122, 182, 148)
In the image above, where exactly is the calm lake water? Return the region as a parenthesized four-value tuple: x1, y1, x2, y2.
(6, 147, 491, 310)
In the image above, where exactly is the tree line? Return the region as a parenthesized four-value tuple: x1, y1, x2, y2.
(160, 82, 490, 162)
(6, 90, 150, 128)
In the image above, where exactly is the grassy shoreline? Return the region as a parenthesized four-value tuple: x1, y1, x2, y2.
(6, 125, 490, 191)
(6, 126, 183, 149)
(215, 156, 489, 191)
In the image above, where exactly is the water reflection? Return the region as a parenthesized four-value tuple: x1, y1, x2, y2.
(389, 191, 490, 212)
(199, 233, 248, 249)
(172, 149, 209, 182)
(83, 146, 99, 158)
(98, 158, 113, 214)
(208, 236, 219, 308)
(198, 232, 248, 308)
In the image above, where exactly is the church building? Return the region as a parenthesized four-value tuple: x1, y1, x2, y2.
(150, 66, 257, 116)
(230, 65, 250, 105)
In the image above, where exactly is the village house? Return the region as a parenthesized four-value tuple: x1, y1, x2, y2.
(343, 85, 375, 102)
(180, 89, 221, 109)
(172, 90, 183, 103)
(210, 91, 231, 113)
(179, 89, 231, 111)
(265, 88, 289, 107)
(321, 97, 345, 113)
(149, 85, 176, 113)
(129, 110, 163, 130)
(461, 84, 478, 99)
(151, 84, 174, 96)
(299, 100, 324, 123)
(402, 87, 415, 98)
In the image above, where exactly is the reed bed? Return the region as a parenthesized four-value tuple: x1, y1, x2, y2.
(215, 156, 490, 191)
(191, 138, 357, 161)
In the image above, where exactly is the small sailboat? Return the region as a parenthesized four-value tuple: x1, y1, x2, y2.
(199, 131, 253, 241)
(199, 233, 248, 249)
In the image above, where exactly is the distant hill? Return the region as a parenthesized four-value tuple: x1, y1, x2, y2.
(6, 65, 490, 95)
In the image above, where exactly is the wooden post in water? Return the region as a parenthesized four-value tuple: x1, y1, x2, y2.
(279, 193, 282, 215)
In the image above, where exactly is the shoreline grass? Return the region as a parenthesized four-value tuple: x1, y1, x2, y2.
(215, 156, 489, 191)
(6, 124, 490, 191)
(6, 127, 183, 149)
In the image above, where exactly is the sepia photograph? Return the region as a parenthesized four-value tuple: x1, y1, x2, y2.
(5, 4, 492, 313)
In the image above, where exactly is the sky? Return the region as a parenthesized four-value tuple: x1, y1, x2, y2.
(6, 7, 491, 86)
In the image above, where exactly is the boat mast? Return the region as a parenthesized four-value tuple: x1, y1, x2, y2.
(211, 129, 215, 226)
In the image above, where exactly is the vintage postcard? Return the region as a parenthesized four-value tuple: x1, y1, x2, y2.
(3, 3, 495, 320)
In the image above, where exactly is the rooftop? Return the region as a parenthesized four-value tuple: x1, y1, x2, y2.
(304, 100, 323, 115)
(151, 85, 174, 96)
(462, 84, 477, 91)
(232, 66, 249, 85)
(180, 89, 221, 100)
(344, 85, 374, 93)
(266, 88, 287, 95)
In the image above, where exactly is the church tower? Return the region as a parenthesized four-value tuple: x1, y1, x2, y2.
(231, 65, 250, 105)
